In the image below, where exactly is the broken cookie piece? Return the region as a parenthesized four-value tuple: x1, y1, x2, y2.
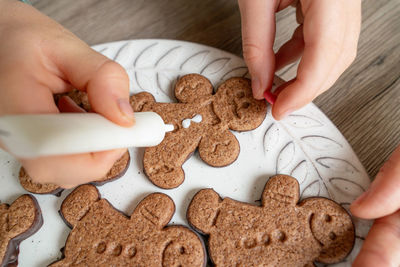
(0, 194, 43, 267)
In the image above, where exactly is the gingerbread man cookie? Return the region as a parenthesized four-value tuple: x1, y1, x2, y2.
(1, 195, 43, 267)
(50, 184, 206, 266)
(187, 175, 355, 266)
(130, 74, 267, 189)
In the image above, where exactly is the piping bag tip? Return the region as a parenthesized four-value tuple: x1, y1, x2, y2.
(164, 124, 175, 133)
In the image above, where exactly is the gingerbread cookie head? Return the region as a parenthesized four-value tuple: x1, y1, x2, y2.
(130, 74, 267, 189)
(51, 184, 205, 266)
(1, 195, 43, 267)
(187, 175, 355, 266)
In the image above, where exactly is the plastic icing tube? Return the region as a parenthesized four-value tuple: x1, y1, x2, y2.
(0, 112, 173, 158)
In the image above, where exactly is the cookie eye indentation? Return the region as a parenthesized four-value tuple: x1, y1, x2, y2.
(241, 102, 250, 109)
(125, 245, 136, 258)
(96, 242, 106, 254)
(324, 214, 332, 222)
(329, 232, 337, 240)
(112, 244, 122, 256)
(179, 246, 186, 254)
(236, 91, 245, 99)
(261, 233, 270, 246)
(273, 230, 286, 242)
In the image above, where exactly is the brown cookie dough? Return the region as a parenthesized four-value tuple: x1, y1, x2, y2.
(0, 195, 43, 267)
(50, 184, 206, 267)
(130, 74, 267, 189)
(19, 151, 130, 195)
(187, 174, 355, 266)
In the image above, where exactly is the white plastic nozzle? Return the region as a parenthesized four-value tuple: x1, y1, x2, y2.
(0, 112, 172, 158)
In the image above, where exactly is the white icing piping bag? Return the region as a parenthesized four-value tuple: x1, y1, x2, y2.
(0, 112, 174, 158)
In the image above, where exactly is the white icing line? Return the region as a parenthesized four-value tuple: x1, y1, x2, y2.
(182, 114, 203, 129)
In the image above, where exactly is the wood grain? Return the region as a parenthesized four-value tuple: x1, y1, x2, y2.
(31, 0, 400, 178)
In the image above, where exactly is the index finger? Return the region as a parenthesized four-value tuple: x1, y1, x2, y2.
(238, 0, 278, 99)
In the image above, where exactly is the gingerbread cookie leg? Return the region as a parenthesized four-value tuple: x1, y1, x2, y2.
(198, 129, 240, 167)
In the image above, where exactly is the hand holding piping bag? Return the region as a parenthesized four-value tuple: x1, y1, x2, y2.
(0, 0, 134, 188)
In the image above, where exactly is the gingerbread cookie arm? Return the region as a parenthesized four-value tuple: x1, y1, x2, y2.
(299, 198, 355, 264)
(187, 189, 222, 235)
(261, 175, 300, 207)
(60, 184, 100, 228)
(130, 92, 155, 112)
(0, 195, 43, 267)
(131, 193, 175, 229)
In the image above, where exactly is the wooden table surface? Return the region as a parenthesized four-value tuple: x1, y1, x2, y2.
(31, 0, 400, 179)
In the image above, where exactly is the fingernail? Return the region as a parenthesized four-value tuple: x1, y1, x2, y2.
(117, 99, 134, 121)
(264, 90, 277, 105)
(251, 78, 263, 99)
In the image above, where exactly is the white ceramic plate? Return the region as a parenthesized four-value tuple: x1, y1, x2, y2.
(0, 40, 372, 266)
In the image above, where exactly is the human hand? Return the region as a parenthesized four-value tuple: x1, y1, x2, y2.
(238, 0, 361, 120)
(350, 144, 400, 266)
(0, 0, 134, 188)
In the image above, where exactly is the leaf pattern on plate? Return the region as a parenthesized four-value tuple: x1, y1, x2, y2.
(180, 50, 210, 71)
(263, 123, 280, 153)
(276, 142, 295, 173)
(285, 114, 323, 128)
(317, 157, 359, 174)
(301, 180, 320, 198)
(220, 66, 248, 81)
(290, 160, 308, 184)
(301, 135, 343, 151)
(329, 177, 366, 197)
(200, 57, 230, 76)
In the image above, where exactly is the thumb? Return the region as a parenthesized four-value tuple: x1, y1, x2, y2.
(351, 145, 400, 219)
(46, 37, 134, 127)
